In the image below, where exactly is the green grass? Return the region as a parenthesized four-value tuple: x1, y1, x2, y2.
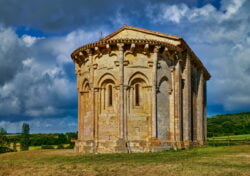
(0, 145, 249, 176)
(208, 134, 250, 141)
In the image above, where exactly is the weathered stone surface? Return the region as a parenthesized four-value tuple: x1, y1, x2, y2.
(71, 25, 211, 153)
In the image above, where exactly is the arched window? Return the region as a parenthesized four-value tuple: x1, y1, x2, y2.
(108, 85, 113, 106)
(135, 84, 140, 106)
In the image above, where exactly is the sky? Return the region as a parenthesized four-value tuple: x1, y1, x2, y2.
(0, 0, 250, 133)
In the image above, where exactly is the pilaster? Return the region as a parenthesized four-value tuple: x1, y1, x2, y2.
(174, 54, 183, 146)
(169, 66, 175, 142)
(117, 43, 125, 139)
(183, 53, 192, 147)
(86, 49, 95, 140)
(152, 46, 160, 138)
(196, 69, 204, 144)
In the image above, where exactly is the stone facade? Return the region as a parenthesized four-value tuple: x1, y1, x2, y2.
(71, 25, 211, 153)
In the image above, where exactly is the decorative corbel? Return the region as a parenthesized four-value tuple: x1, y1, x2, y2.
(163, 47, 170, 57)
(143, 44, 149, 55)
(95, 47, 101, 55)
(130, 43, 135, 53)
(106, 44, 111, 53)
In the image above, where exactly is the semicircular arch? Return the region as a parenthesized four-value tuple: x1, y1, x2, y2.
(97, 73, 117, 87)
(128, 71, 149, 86)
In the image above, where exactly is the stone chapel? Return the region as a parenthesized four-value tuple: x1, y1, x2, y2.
(71, 25, 211, 153)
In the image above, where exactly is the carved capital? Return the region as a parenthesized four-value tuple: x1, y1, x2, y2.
(117, 43, 124, 51)
(94, 87, 100, 92)
(114, 61, 120, 67)
(86, 49, 93, 56)
(123, 60, 129, 66)
(148, 61, 153, 67)
(153, 45, 161, 53)
(170, 66, 175, 72)
(124, 85, 130, 90)
(93, 63, 98, 69)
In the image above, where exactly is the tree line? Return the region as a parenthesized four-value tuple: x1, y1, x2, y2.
(0, 123, 77, 153)
(207, 112, 250, 137)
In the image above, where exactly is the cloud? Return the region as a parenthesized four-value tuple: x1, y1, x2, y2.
(147, 0, 250, 113)
(0, 25, 104, 124)
(1, 0, 250, 133)
(0, 25, 28, 86)
(149, 0, 246, 24)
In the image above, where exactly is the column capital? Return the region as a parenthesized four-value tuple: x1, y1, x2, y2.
(117, 43, 124, 51)
(86, 48, 93, 56)
(153, 45, 161, 53)
(170, 66, 175, 72)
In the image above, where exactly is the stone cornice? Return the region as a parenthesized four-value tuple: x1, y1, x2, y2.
(71, 35, 211, 81)
(180, 39, 211, 80)
(71, 38, 182, 59)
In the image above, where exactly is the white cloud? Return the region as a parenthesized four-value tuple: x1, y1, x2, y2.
(0, 25, 104, 126)
(22, 35, 43, 47)
(147, 0, 250, 113)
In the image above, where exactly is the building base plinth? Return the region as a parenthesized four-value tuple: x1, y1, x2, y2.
(75, 139, 206, 154)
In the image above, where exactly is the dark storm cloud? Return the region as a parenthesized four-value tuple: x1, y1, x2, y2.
(0, 26, 28, 85)
(1, 0, 250, 133)
(0, 0, 128, 32)
(0, 0, 219, 33)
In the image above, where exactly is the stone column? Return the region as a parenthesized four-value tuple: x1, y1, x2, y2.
(117, 43, 125, 139)
(94, 87, 99, 153)
(174, 55, 183, 146)
(152, 46, 160, 138)
(124, 85, 128, 141)
(203, 82, 207, 141)
(86, 49, 95, 140)
(183, 53, 191, 147)
(196, 69, 204, 144)
(169, 66, 175, 142)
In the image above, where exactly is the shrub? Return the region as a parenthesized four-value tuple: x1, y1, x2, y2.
(65, 143, 75, 149)
(0, 147, 14, 153)
(57, 144, 64, 149)
(41, 145, 54, 149)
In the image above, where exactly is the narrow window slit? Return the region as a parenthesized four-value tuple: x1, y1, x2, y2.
(135, 84, 140, 106)
(108, 85, 113, 106)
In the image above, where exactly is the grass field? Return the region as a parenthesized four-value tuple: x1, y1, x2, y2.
(0, 145, 249, 176)
(208, 134, 250, 141)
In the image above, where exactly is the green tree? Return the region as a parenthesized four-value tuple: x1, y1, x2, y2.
(0, 128, 7, 147)
(20, 123, 30, 151)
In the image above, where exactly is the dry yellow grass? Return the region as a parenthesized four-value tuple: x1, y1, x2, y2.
(0, 145, 250, 176)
